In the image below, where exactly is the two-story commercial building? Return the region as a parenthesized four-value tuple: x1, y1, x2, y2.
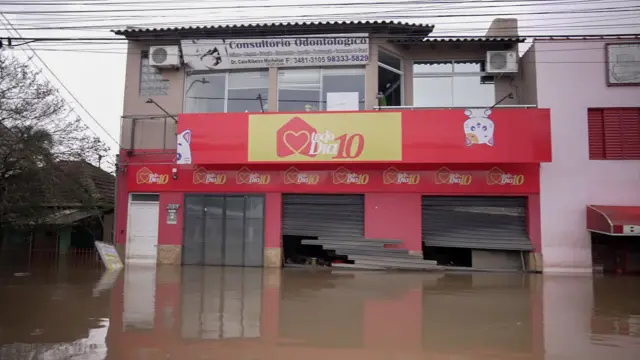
(522, 36, 640, 274)
(113, 19, 552, 271)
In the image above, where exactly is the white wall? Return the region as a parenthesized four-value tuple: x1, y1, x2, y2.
(535, 39, 640, 272)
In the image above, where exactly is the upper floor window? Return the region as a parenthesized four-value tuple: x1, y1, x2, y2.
(277, 67, 365, 112)
(140, 51, 169, 96)
(588, 108, 640, 160)
(378, 49, 403, 107)
(413, 60, 495, 107)
(184, 70, 269, 113)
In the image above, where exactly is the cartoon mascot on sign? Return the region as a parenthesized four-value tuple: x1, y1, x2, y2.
(176, 129, 192, 165)
(464, 108, 495, 147)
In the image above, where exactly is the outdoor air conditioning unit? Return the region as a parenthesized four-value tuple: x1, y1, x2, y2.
(486, 50, 518, 73)
(148, 45, 181, 68)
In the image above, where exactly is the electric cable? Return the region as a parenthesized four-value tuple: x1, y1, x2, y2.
(1, 14, 120, 148)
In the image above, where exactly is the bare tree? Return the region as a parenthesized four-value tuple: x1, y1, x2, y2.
(0, 53, 111, 227)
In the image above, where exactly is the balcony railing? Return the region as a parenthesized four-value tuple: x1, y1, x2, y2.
(374, 104, 538, 110)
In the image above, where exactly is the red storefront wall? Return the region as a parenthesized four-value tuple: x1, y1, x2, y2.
(115, 108, 550, 255)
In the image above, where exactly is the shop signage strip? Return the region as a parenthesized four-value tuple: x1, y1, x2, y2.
(177, 108, 552, 165)
(129, 165, 540, 194)
(181, 34, 370, 70)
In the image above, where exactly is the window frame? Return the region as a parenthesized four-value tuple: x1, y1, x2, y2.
(377, 48, 405, 106)
(183, 69, 269, 113)
(139, 51, 169, 97)
(588, 107, 640, 160)
(413, 59, 496, 108)
(275, 66, 366, 111)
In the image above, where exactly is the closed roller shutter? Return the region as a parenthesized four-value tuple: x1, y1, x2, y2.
(422, 196, 532, 251)
(282, 194, 364, 238)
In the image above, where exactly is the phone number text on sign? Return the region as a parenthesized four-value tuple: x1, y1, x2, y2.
(289, 54, 370, 65)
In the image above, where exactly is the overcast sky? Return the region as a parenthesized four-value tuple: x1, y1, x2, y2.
(1, 0, 639, 158)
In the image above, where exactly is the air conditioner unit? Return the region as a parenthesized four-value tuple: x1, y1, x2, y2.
(148, 45, 181, 68)
(486, 50, 518, 73)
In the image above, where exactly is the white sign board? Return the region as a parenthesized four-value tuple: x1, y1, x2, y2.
(327, 92, 360, 111)
(95, 241, 124, 270)
(607, 43, 640, 85)
(181, 34, 370, 70)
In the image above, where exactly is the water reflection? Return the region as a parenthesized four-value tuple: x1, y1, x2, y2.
(1, 265, 640, 359)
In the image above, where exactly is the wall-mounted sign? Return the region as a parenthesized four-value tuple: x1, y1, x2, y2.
(127, 164, 540, 194)
(248, 112, 402, 162)
(181, 34, 370, 70)
(177, 108, 552, 165)
(166, 204, 180, 225)
(606, 42, 640, 86)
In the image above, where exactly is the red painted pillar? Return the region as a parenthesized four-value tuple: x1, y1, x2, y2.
(264, 193, 282, 250)
(364, 193, 422, 253)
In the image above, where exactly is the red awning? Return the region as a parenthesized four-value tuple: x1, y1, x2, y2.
(587, 205, 640, 236)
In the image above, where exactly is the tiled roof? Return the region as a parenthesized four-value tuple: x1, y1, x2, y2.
(112, 20, 434, 37)
(391, 36, 525, 44)
(53, 161, 115, 207)
(533, 35, 640, 41)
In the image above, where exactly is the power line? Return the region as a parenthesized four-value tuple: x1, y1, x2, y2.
(1, 0, 626, 14)
(0, 13, 120, 148)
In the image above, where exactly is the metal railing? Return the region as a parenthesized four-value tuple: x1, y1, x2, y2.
(374, 104, 538, 110)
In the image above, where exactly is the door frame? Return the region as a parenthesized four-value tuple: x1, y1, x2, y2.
(126, 193, 160, 263)
(182, 193, 266, 266)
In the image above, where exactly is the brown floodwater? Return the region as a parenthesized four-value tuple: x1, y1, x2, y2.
(1, 264, 639, 360)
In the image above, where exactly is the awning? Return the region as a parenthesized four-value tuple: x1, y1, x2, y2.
(587, 205, 640, 236)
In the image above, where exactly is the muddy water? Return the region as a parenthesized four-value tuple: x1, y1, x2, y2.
(1, 266, 639, 360)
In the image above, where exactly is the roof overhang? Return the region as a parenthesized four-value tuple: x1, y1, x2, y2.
(587, 205, 640, 236)
(390, 36, 526, 45)
(112, 21, 434, 39)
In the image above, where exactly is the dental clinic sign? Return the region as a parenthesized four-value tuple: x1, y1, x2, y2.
(180, 34, 370, 70)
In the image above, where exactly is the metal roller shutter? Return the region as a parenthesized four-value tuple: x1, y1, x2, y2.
(422, 196, 532, 251)
(282, 194, 364, 238)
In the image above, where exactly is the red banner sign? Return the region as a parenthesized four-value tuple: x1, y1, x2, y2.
(127, 164, 540, 194)
(176, 108, 551, 165)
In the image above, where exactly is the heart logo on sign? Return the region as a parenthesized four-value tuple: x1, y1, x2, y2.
(283, 130, 311, 155)
(383, 167, 399, 184)
(436, 171, 452, 184)
(236, 167, 252, 184)
(284, 167, 300, 184)
(333, 167, 350, 184)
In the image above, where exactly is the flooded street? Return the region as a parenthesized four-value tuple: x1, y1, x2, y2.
(1, 266, 639, 360)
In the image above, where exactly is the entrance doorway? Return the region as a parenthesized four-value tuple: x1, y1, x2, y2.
(591, 233, 640, 274)
(422, 196, 532, 269)
(183, 194, 264, 267)
(282, 194, 364, 265)
(126, 194, 160, 264)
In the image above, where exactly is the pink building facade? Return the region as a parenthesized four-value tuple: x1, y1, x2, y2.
(524, 37, 640, 273)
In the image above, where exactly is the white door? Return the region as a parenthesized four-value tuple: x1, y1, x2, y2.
(127, 200, 160, 264)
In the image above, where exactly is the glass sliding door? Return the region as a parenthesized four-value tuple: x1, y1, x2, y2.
(182, 194, 265, 267)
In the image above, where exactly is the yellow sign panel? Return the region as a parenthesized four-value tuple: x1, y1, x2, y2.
(248, 112, 402, 162)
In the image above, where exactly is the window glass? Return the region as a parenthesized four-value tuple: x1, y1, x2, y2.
(378, 50, 402, 71)
(184, 73, 226, 113)
(322, 68, 365, 111)
(413, 77, 453, 107)
(277, 67, 365, 111)
(413, 60, 495, 107)
(453, 60, 484, 73)
(414, 61, 453, 74)
(227, 71, 269, 113)
(184, 70, 268, 113)
(140, 56, 169, 96)
(278, 69, 321, 112)
(452, 75, 495, 106)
